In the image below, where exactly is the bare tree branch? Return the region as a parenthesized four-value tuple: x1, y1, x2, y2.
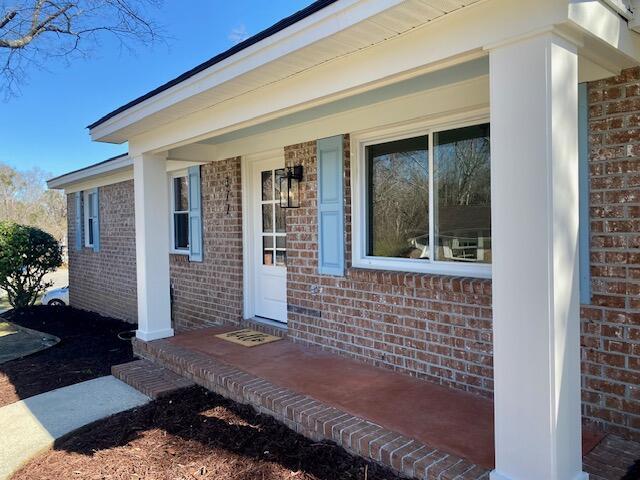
(0, 0, 164, 97)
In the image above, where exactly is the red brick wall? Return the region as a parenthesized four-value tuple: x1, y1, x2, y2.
(284, 138, 495, 398)
(67, 180, 138, 323)
(65, 69, 640, 440)
(169, 158, 244, 332)
(582, 67, 640, 439)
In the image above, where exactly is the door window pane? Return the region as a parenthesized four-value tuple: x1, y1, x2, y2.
(366, 136, 429, 259)
(262, 204, 273, 232)
(434, 124, 491, 263)
(275, 250, 286, 266)
(263, 236, 274, 265)
(174, 212, 189, 249)
(275, 204, 285, 233)
(262, 171, 273, 201)
(275, 168, 285, 202)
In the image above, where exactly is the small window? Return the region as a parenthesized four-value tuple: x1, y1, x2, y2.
(84, 190, 98, 247)
(355, 120, 491, 277)
(171, 175, 189, 251)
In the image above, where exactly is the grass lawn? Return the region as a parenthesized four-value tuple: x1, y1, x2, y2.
(13, 386, 402, 480)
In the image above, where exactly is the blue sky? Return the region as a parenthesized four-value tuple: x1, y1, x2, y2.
(0, 1, 311, 177)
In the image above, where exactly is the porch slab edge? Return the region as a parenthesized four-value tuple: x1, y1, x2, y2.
(132, 337, 490, 480)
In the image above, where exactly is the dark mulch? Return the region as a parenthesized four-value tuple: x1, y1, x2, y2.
(13, 385, 402, 480)
(0, 305, 135, 407)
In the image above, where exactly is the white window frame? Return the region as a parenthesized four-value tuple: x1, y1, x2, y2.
(83, 188, 98, 248)
(351, 113, 492, 279)
(169, 170, 190, 255)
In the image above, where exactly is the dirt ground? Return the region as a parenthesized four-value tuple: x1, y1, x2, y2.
(13, 386, 402, 480)
(0, 305, 135, 407)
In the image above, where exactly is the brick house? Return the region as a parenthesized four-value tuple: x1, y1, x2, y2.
(47, 1, 640, 479)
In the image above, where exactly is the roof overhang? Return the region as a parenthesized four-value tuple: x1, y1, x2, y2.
(47, 154, 132, 190)
(89, 0, 640, 151)
(88, 0, 487, 144)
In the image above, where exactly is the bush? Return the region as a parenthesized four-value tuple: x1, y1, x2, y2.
(0, 221, 62, 308)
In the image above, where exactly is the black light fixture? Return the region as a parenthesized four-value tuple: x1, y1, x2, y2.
(279, 165, 303, 208)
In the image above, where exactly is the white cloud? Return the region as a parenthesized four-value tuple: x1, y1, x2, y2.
(228, 24, 250, 44)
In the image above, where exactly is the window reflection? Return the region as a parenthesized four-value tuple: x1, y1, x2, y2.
(434, 124, 491, 263)
(366, 136, 429, 259)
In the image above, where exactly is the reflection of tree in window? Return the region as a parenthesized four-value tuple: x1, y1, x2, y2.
(434, 124, 491, 263)
(367, 136, 429, 259)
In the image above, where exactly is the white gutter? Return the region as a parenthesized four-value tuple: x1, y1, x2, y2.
(601, 0, 634, 19)
(47, 155, 132, 190)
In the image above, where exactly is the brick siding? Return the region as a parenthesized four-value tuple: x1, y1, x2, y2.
(169, 157, 244, 332)
(67, 180, 137, 323)
(284, 138, 494, 399)
(67, 67, 640, 441)
(582, 67, 640, 440)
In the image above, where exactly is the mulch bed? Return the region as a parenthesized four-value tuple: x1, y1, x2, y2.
(13, 385, 402, 480)
(0, 306, 135, 407)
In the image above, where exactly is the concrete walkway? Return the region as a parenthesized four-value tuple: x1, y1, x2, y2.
(0, 375, 150, 480)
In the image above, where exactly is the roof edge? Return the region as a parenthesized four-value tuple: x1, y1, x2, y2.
(87, 0, 340, 131)
(47, 153, 131, 190)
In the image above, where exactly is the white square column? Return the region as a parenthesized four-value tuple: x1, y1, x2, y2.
(489, 32, 586, 480)
(133, 152, 174, 341)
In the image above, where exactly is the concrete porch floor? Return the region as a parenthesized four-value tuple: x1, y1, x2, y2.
(130, 326, 619, 480)
(171, 327, 497, 469)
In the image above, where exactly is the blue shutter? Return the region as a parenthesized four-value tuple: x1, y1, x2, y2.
(188, 165, 203, 262)
(578, 83, 591, 304)
(317, 135, 345, 276)
(92, 189, 100, 253)
(75, 192, 82, 251)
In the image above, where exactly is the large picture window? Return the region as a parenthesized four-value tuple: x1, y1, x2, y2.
(171, 174, 189, 252)
(354, 120, 491, 277)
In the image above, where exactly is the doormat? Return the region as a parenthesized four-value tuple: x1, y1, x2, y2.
(215, 329, 282, 347)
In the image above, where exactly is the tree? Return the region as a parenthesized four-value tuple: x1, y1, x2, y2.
(0, 162, 66, 243)
(0, 0, 163, 96)
(0, 221, 62, 308)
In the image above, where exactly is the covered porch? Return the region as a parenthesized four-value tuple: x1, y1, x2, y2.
(127, 327, 631, 480)
(88, 2, 640, 479)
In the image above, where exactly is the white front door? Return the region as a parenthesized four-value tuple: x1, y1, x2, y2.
(253, 157, 288, 323)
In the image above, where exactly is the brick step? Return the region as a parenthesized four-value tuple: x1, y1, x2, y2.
(132, 338, 489, 480)
(112, 359, 195, 399)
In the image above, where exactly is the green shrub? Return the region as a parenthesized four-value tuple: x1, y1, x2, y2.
(0, 221, 62, 308)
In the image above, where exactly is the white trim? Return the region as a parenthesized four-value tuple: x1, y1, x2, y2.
(168, 169, 190, 254)
(48, 155, 131, 190)
(83, 188, 98, 248)
(351, 113, 492, 279)
(135, 327, 175, 342)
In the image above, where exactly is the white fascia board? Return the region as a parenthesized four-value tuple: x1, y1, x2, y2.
(128, 0, 570, 156)
(89, 0, 405, 142)
(568, 0, 640, 65)
(48, 155, 207, 193)
(47, 155, 132, 190)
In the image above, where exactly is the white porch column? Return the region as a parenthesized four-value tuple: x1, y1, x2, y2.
(133, 152, 174, 341)
(489, 32, 585, 480)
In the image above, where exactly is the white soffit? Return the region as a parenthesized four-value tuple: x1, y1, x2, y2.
(89, 0, 482, 144)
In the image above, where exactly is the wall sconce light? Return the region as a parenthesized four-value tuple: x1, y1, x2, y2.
(279, 165, 303, 208)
